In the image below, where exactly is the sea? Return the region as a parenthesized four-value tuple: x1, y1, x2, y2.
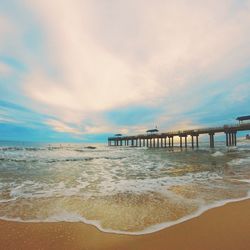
(0, 139, 250, 235)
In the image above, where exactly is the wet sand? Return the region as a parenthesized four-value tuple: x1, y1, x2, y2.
(0, 199, 250, 250)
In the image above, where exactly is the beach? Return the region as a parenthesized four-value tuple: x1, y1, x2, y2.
(1, 0, 250, 249)
(1, 199, 249, 250)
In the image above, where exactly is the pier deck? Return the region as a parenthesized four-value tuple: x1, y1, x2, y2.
(108, 123, 250, 148)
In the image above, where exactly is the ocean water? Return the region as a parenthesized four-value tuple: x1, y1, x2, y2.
(0, 139, 250, 234)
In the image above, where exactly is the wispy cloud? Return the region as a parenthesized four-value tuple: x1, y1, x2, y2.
(45, 119, 83, 135)
(23, 1, 250, 116)
(1, 0, 250, 140)
(0, 61, 12, 76)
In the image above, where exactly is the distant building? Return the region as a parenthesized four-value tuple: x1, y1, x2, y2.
(114, 134, 122, 137)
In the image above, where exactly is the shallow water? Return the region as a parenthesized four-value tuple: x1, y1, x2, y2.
(0, 140, 250, 234)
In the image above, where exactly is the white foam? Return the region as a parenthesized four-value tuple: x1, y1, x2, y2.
(212, 151, 224, 157)
(238, 179, 250, 183)
(97, 171, 218, 195)
(0, 195, 249, 235)
(0, 197, 17, 203)
(228, 157, 250, 166)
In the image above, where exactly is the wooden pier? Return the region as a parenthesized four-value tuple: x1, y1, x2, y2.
(108, 122, 250, 148)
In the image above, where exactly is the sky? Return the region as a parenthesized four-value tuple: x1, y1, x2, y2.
(0, 0, 250, 142)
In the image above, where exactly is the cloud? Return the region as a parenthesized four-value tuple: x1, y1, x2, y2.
(227, 83, 249, 103)
(0, 62, 12, 76)
(0, 109, 17, 123)
(0, 13, 22, 57)
(45, 119, 83, 135)
(45, 118, 116, 136)
(25, 2, 250, 97)
(1, 0, 250, 138)
(0, 15, 14, 45)
(0, 117, 17, 123)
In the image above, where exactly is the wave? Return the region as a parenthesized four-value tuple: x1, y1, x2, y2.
(0, 157, 94, 163)
(211, 151, 224, 157)
(228, 157, 250, 166)
(0, 147, 46, 151)
(0, 156, 126, 163)
(0, 146, 78, 151)
(0, 195, 249, 235)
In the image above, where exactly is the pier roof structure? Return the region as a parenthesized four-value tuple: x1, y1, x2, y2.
(146, 129, 159, 133)
(236, 115, 250, 121)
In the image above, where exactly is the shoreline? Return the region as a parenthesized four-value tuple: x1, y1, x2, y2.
(1, 195, 250, 236)
(0, 199, 250, 250)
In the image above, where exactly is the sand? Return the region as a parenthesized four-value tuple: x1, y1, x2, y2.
(0, 199, 250, 250)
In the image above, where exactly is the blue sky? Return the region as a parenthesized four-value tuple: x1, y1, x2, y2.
(0, 0, 250, 142)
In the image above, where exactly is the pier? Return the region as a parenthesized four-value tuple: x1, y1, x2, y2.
(108, 122, 250, 148)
